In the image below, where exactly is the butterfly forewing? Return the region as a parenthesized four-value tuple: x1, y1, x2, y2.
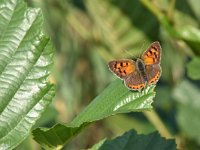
(142, 41, 161, 65)
(108, 59, 136, 79)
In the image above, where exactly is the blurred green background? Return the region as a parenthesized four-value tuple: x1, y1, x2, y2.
(17, 0, 200, 149)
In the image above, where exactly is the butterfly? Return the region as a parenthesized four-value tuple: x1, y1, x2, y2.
(108, 41, 162, 91)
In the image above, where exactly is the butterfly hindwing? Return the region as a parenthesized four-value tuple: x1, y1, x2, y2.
(124, 71, 146, 90)
(145, 64, 161, 85)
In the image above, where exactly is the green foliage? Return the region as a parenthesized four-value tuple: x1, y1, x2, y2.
(1, 0, 200, 149)
(89, 139, 106, 150)
(90, 129, 176, 150)
(0, 0, 55, 149)
(33, 80, 156, 148)
(173, 80, 200, 143)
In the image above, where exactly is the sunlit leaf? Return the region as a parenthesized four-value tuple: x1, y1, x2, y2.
(187, 0, 200, 21)
(177, 26, 200, 54)
(177, 26, 200, 42)
(0, 0, 55, 149)
(88, 139, 106, 150)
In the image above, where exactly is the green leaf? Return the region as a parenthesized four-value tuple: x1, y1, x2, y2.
(90, 129, 176, 150)
(88, 139, 106, 150)
(177, 26, 200, 55)
(0, 0, 55, 149)
(173, 80, 200, 143)
(32, 123, 88, 149)
(187, 0, 200, 21)
(104, 114, 155, 135)
(187, 57, 200, 80)
(177, 26, 200, 42)
(33, 79, 156, 148)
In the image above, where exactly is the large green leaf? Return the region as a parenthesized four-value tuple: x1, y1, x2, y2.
(89, 129, 176, 150)
(33, 79, 156, 148)
(0, 0, 55, 149)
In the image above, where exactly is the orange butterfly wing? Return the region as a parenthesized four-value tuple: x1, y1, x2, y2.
(108, 59, 145, 90)
(142, 41, 161, 65)
(108, 41, 162, 91)
(108, 59, 136, 79)
(142, 41, 162, 85)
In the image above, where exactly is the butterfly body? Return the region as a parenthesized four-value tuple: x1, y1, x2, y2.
(136, 58, 148, 82)
(108, 41, 162, 91)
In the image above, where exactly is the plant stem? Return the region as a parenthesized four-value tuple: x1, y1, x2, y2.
(143, 110, 173, 139)
(140, 0, 180, 38)
(167, 0, 176, 21)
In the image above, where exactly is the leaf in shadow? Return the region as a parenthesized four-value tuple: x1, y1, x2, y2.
(90, 129, 176, 150)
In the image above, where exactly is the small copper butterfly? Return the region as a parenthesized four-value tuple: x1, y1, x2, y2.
(108, 41, 162, 91)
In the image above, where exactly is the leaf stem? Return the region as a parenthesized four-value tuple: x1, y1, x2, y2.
(143, 110, 173, 139)
(139, 0, 180, 38)
(167, 0, 176, 21)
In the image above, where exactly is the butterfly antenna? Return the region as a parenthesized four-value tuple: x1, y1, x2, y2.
(139, 40, 147, 58)
(122, 49, 135, 59)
